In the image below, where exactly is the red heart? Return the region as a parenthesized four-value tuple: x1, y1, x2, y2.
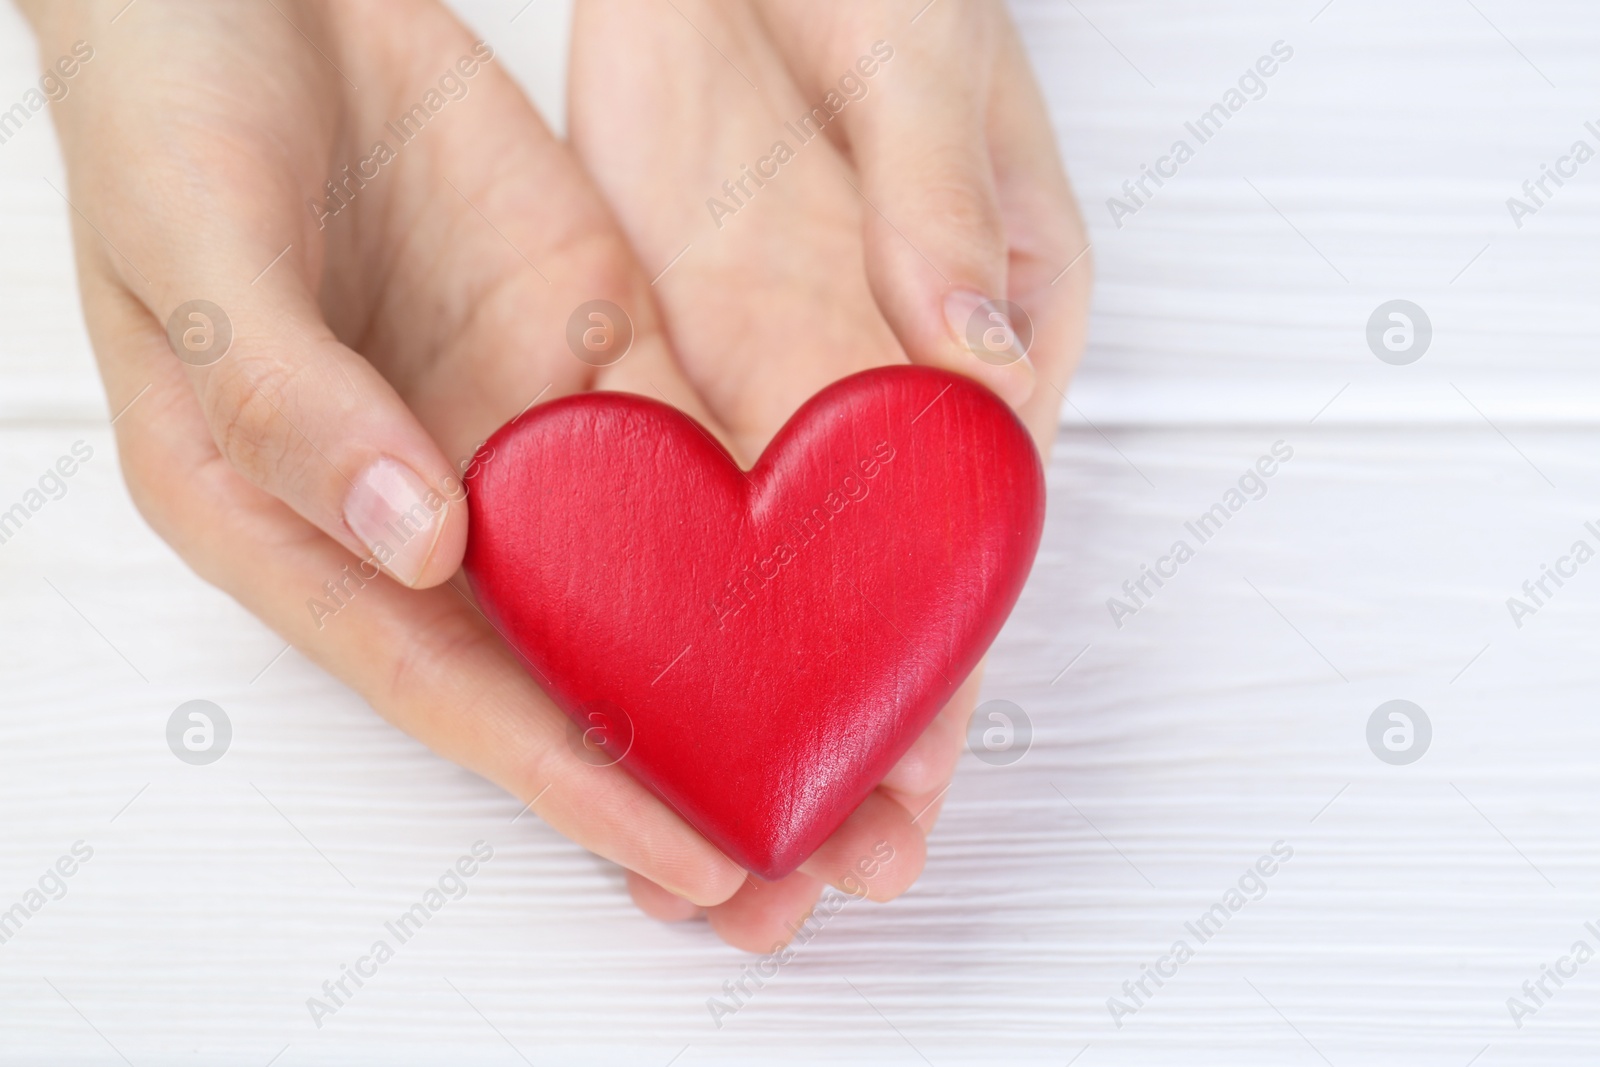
(463, 366, 1044, 879)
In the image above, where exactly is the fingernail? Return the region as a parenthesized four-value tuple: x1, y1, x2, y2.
(942, 288, 1036, 406)
(943, 288, 990, 345)
(343, 456, 447, 587)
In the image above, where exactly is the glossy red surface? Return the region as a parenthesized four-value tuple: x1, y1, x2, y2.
(463, 366, 1045, 879)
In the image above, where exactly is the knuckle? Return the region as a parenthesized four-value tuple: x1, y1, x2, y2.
(202, 355, 303, 486)
(383, 608, 487, 710)
(914, 170, 1007, 260)
(901, 140, 1002, 215)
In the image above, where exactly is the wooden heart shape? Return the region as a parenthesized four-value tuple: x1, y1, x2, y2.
(463, 366, 1044, 879)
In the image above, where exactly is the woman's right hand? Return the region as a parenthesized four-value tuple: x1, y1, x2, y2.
(25, 0, 752, 919)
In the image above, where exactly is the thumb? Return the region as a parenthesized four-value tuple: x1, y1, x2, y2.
(837, 17, 1033, 406)
(88, 200, 469, 589)
(159, 238, 467, 588)
(35, 0, 470, 587)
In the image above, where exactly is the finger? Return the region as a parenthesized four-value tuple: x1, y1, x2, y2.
(569, 0, 902, 462)
(84, 268, 746, 908)
(986, 18, 1093, 453)
(71, 193, 464, 589)
(625, 870, 705, 923)
(324, 12, 730, 461)
(706, 872, 825, 953)
(879, 665, 983, 798)
(169, 238, 467, 590)
(47, 12, 469, 590)
(388, 148, 736, 464)
(826, 6, 1035, 406)
(797, 791, 924, 902)
(886, 781, 951, 838)
(187, 277, 468, 590)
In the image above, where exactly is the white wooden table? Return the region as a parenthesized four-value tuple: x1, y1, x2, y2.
(4, 1, 1599, 1063)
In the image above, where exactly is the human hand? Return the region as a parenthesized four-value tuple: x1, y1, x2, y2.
(569, 0, 1090, 948)
(25, 0, 755, 921)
